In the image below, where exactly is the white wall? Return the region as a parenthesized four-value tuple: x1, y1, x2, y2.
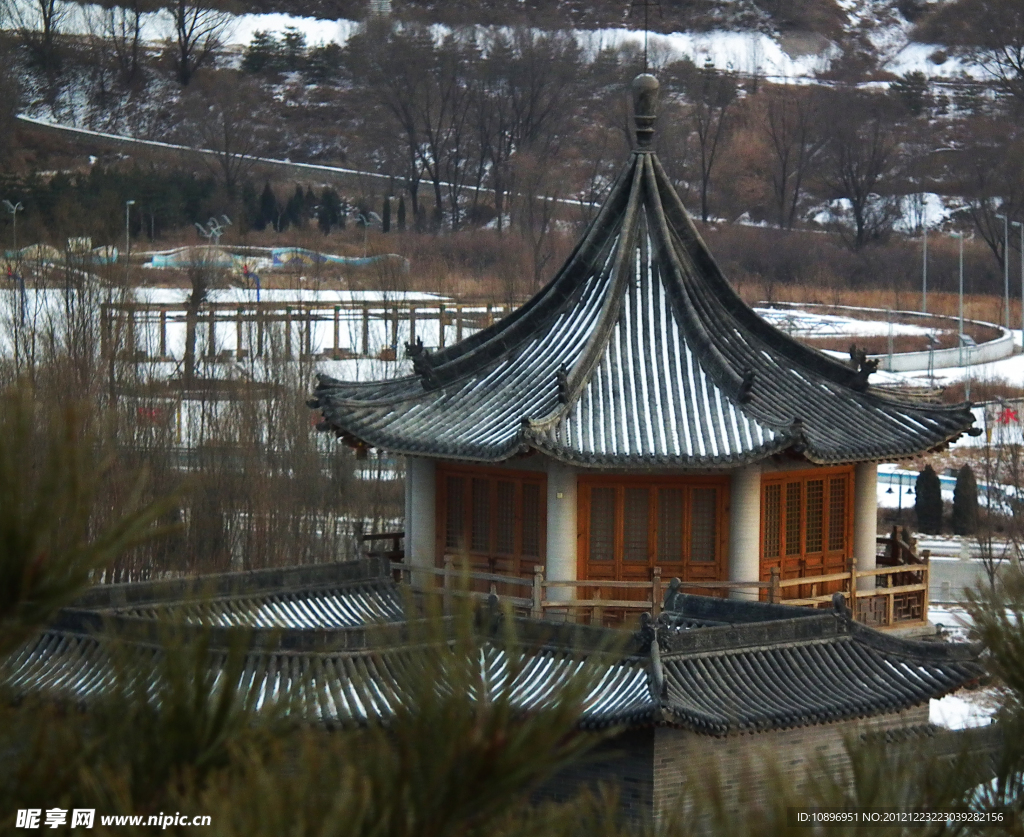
(728, 463, 762, 599)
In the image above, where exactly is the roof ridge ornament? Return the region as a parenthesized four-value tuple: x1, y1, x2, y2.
(848, 344, 879, 392)
(406, 338, 440, 389)
(632, 73, 659, 149)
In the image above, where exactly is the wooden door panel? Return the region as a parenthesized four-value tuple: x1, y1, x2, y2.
(761, 467, 854, 600)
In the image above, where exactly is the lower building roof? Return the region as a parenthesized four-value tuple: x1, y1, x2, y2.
(1, 560, 983, 736)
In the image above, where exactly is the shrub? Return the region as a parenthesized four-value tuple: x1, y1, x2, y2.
(952, 464, 979, 535)
(915, 465, 943, 534)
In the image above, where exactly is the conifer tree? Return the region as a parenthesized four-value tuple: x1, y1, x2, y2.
(258, 182, 278, 231)
(242, 31, 281, 74)
(914, 465, 943, 534)
(382, 196, 391, 233)
(286, 185, 305, 228)
(952, 464, 979, 536)
(318, 187, 340, 235)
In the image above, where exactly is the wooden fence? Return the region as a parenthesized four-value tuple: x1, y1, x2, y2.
(394, 552, 929, 630)
(100, 299, 516, 362)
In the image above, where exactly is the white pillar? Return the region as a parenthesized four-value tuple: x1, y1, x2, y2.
(854, 461, 878, 592)
(546, 460, 577, 604)
(728, 463, 762, 600)
(405, 456, 436, 576)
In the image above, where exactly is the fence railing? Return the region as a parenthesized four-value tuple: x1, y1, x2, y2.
(393, 553, 929, 630)
(99, 300, 516, 363)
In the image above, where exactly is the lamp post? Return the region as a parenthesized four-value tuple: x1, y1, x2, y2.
(1014, 220, 1023, 346)
(2, 200, 23, 253)
(952, 231, 964, 365)
(997, 212, 1010, 329)
(922, 222, 928, 314)
(125, 200, 135, 279)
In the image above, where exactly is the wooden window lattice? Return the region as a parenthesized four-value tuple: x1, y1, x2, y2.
(690, 487, 717, 562)
(623, 487, 649, 562)
(763, 483, 781, 559)
(785, 482, 802, 556)
(805, 480, 824, 554)
(445, 476, 465, 550)
(471, 478, 490, 552)
(589, 487, 616, 562)
(657, 488, 684, 563)
(828, 476, 847, 552)
(495, 481, 515, 555)
(522, 483, 541, 557)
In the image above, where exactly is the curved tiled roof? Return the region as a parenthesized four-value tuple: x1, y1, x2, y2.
(310, 75, 975, 468)
(1, 563, 983, 736)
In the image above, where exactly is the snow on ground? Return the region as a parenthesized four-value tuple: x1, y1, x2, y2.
(10, 0, 986, 83)
(930, 691, 997, 729)
(926, 608, 1000, 730)
(755, 306, 935, 339)
(228, 14, 358, 48)
(578, 29, 836, 79)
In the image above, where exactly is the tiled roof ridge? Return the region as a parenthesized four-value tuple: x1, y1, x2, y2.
(308, 72, 977, 465)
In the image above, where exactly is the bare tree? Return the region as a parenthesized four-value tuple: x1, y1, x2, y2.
(345, 21, 432, 226)
(180, 72, 268, 198)
(955, 118, 1024, 271)
(103, 0, 148, 88)
(164, 0, 231, 86)
(819, 93, 903, 248)
(677, 60, 738, 223)
(924, 0, 1024, 110)
(758, 83, 827, 229)
(4, 0, 66, 71)
(513, 152, 565, 288)
(476, 28, 582, 232)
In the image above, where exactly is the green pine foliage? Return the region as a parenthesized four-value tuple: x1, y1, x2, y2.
(242, 32, 283, 75)
(0, 385, 173, 660)
(914, 465, 944, 534)
(953, 464, 980, 536)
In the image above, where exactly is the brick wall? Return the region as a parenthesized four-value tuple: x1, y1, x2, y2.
(539, 707, 933, 823)
(652, 706, 931, 819)
(536, 728, 653, 819)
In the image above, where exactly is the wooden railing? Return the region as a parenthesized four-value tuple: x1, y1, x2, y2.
(393, 556, 929, 630)
(376, 530, 930, 630)
(99, 299, 515, 362)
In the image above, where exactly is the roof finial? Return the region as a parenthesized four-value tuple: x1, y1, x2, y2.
(632, 73, 659, 148)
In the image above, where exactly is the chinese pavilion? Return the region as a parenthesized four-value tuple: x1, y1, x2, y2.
(309, 74, 976, 612)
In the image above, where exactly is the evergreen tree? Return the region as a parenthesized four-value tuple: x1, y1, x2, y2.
(242, 32, 281, 74)
(286, 185, 305, 228)
(258, 182, 277, 231)
(382, 196, 391, 233)
(281, 26, 307, 73)
(318, 187, 340, 235)
(397, 195, 406, 231)
(914, 465, 943, 534)
(952, 465, 979, 536)
(304, 186, 318, 222)
(304, 43, 343, 84)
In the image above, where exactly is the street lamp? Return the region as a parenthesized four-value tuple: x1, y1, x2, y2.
(952, 231, 965, 364)
(125, 199, 136, 275)
(2, 200, 23, 253)
(921, 221, 928, 314)
(1013, 220, 1023, 345)
(996, 212, 1010, 329)
(357, 211, 382, 257)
